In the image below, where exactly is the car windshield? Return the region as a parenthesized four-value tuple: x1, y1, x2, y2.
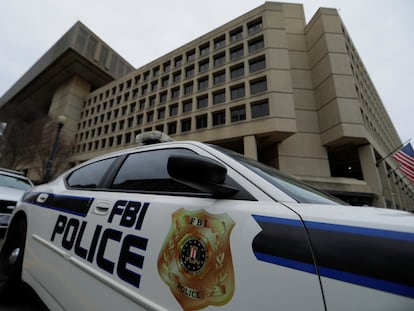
(0, 174, 33, 191)
(212, 146, 344, 205)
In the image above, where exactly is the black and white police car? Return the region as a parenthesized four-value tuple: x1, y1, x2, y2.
(0, 132, 413, 310)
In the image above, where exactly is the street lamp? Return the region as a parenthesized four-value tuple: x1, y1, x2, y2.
(43, 115, 66, 183)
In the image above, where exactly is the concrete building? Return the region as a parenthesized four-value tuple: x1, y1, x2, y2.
(1, 2, 413, 211)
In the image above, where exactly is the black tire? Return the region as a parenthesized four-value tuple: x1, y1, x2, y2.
(0, 218, 27, 297)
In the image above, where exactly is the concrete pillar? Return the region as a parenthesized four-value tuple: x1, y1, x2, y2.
(49, 75, 91, 140)
(243, 135, 258, 160)
(358, 145, 386, 208)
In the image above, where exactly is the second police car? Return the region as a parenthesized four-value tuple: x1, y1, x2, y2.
(0, 131, 413, 310)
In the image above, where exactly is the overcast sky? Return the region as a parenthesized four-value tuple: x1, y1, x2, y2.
(0, 0, 412, 142)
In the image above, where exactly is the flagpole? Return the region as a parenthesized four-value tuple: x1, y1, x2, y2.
(375, 138, 411, 167)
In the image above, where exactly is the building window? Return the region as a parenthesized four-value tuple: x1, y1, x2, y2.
(251, 100, 269, 118)
(153, 66, 160, 77)
(171, 87, 180, 99)
(125, 132, 132, 144)
(149, 96, 156, 107)
(168, 122, 177, 134)
(230, 27, 243, 42)
(151, 80, 158, 92)
(214, 52, 226, 67)
(141, 84, 148, 96)
(158, 108, 166, 120)
(155, 124, 164, 132)
(174, 56, 182, 67)
(129, 102, 137, 113)
(160, 91, 167, 103)
(212, 110, 226, 126)
(231, 105, 246, 122)
(230, 64, 244, 79)
(230, 44, 244, 60)
(250, 78, 267, 94)
(132, 88, 138, 99)
(213, 90, 226, 105)
(184, 82, 193, 95)
(197, 95, 208, 109)
(127, 117, 134, 128)
(199, 43, 210, 56)
(143, 71, 150, 81)
(173, 70, 181, 83)
(163, 61, 171, 72)
(169, 104, 178, 116)
(248, 36, 264, 53)
(161, 76, 169, 88)
(181, 118, 192, 132)
(196, 114, 208, 129)
(247, 18, 263, 35)
(231, 84, 245, 100)
(139, 99, 145, 110)
(186, 49, 196, 62)
(198, 77, 208, 90)
(137, 114, 144, 125)
(185, 65, 195, 78)
(213, 70, 226, 85)
(183, 100, 192, 113)
(147, 111, 154, 122)
(199, 59, 209, 73)
(249, 56, 266, 73)
(214, 35, 225, 49)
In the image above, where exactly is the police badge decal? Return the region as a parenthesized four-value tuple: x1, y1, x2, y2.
(158, 208, 235, 311)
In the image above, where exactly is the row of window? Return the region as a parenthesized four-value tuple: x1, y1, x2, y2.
(79, 62, 267, 129)
(86, 17, 263, 106)
(75, 100, 269, 153)
(77, 77, 267, 140)
(82, 49, 266, 120)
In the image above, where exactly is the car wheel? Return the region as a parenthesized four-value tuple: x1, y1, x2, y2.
(0, 219, 27, 296)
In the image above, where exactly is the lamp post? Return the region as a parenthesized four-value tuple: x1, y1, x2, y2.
(43, 115, 66, 183)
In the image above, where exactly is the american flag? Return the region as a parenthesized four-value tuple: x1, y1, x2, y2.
(393, 142, 414, 183)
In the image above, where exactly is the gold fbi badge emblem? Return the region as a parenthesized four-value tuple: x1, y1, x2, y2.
(158, 208, 235, 311)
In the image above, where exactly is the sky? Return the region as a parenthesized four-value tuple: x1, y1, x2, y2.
(0, 0, 413, 142)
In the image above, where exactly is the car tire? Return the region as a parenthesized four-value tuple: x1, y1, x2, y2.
(0, 218, 27, 297)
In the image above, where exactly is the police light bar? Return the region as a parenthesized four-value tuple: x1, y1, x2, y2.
(135, 131, 174, 145)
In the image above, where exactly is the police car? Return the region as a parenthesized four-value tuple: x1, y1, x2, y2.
(0, 131, 413, 310)
(0, 168, 34, 238)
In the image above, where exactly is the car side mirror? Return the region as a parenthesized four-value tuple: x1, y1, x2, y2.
(167, 154, 239, 198)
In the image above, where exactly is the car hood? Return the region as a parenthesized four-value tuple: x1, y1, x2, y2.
(284, 202, 414, 233)
(0, 186, 26, 201)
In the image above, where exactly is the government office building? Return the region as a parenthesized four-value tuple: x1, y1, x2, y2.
(1, 2, 413, 211)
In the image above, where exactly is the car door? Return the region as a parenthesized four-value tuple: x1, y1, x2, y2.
(71, 144, 325, 311)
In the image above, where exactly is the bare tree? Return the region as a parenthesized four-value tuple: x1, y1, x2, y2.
(0, 110, 74, 182)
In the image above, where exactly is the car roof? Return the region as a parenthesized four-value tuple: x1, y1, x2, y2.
(0, 167, 26, 177)
(0, 168, 34, 185)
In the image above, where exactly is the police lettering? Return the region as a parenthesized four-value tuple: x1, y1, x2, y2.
(50, 200, 150, 288)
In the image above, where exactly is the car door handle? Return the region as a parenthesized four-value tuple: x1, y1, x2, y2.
(94, 200, 111, 215)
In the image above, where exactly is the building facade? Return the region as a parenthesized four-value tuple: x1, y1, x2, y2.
(1, 2, 413, 211)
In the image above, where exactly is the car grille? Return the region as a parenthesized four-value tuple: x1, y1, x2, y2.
(0, 200, 17, 214)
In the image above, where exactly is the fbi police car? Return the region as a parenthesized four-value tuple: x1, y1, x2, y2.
(0, 132, 413, 310)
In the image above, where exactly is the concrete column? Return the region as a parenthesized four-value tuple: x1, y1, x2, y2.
(243, 135, 258, 160)
(358, 145, 386, 208)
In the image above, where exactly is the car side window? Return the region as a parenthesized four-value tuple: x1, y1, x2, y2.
(111, 148, 201, 193)
(66, 157, 117, 189)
